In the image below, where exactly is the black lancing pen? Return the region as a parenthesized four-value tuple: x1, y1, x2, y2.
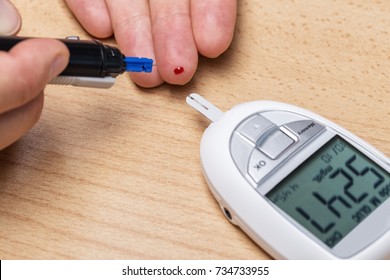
(0, 36, 154, 88)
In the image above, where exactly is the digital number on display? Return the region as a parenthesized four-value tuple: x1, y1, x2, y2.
(266, 136, 390, 248)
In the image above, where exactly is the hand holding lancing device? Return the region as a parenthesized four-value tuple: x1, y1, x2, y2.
(0, 0, 69, 150)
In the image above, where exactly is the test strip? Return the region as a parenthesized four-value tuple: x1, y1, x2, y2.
(186, 93, 224, 122)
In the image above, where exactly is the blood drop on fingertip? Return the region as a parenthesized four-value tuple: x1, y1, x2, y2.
(174, 66, 185, 75)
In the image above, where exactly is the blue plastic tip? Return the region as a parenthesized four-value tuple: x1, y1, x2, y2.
(124, 57, 154, 73)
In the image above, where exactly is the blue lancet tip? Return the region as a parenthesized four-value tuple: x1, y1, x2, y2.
(124, 57, 154, 73)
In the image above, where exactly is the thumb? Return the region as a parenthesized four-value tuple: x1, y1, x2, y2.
(0, 39, 69, 114)
(0, 0, 21, 35)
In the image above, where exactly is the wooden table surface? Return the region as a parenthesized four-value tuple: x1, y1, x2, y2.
(1, 0, 389, 259)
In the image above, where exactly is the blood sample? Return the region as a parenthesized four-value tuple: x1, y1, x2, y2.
(174, 66, 185, 75)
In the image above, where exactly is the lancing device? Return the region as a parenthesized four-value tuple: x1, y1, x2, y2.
(0, 36, 154, 88)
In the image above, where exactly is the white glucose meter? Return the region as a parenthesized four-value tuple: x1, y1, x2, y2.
(186, 93, 390, 259)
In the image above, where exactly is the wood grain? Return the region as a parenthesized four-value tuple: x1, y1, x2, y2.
(0, 0, 389, 259)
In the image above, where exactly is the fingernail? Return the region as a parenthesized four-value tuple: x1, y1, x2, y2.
(0, 0, 21, 35)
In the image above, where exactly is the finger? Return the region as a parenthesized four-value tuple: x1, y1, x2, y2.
(150, 0, 198, 85)
(64, 0, 113, 38)
(0, 38, 69, 114)
(191, 0, 237, 58)
(105, 0, 163, 88)
(0, 93, 43, 150)
(0, 0, 21, 35)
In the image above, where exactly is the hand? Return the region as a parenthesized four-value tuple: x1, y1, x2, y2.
(65, 0, 237, 88)
(0, 1, 70, 150)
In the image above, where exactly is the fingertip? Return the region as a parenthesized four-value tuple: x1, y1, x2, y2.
(5, 39, 69, 108)
(0, 0, 22, 35)
(65, 0, 113, 38)
(129, 71, 164, 88)
(194, 26, 236, 59)
(158, 62, 197, 85)
(84, 22, 113, 39)
(192, 0, 237, 58)
(47, 40, 71, 80)
(10, 39, 70, 82)
(152, 24, 198, 85)
(197, 38, 232, 59)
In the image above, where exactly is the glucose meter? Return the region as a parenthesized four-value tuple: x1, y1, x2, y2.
(186, 93, 390, 259)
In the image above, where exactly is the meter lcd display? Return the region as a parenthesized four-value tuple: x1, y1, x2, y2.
(266, 136, 390, 248)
